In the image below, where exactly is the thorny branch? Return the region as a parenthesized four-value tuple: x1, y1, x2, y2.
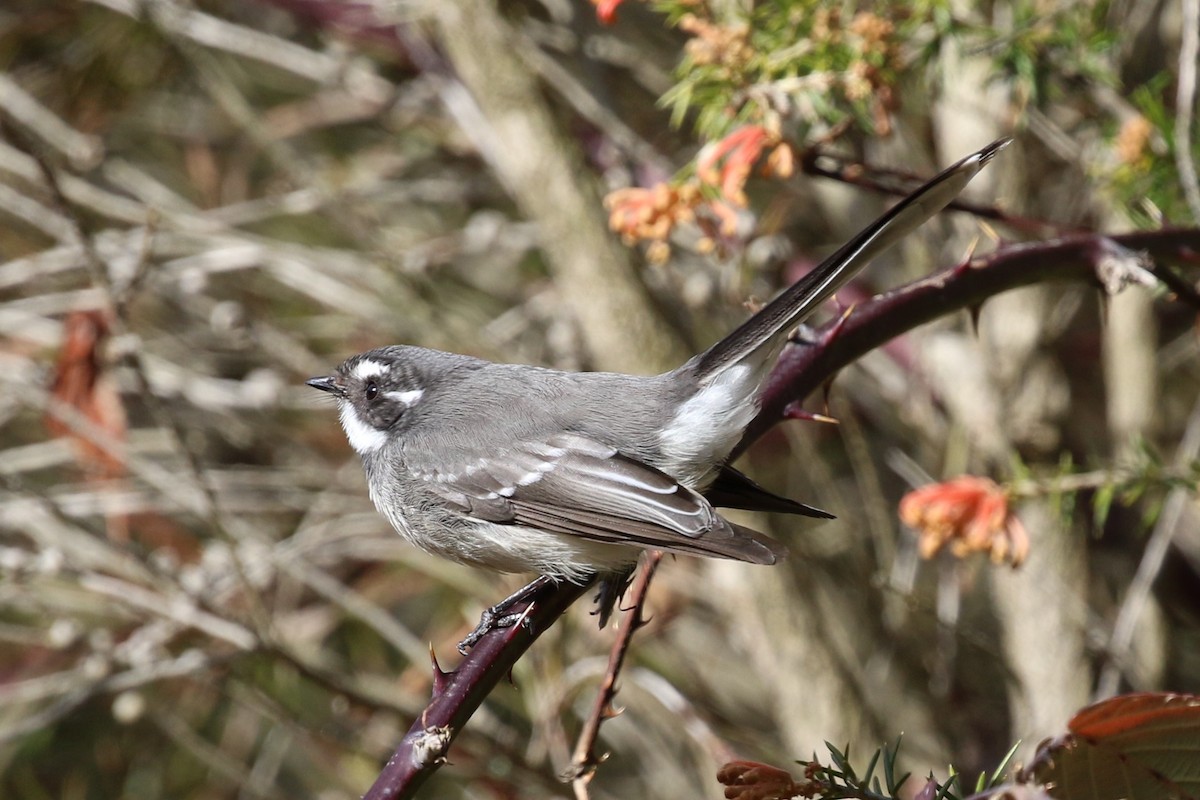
(738, 229, 1200, 454)
(569, 552, 664, 800)
(361, 578, 593, 800)
(367, 226, 1200, 799)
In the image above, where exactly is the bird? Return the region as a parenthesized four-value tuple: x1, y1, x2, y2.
(308, 139, 1009, 644)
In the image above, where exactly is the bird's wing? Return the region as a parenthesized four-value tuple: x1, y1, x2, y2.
(409, 432, 785, 564)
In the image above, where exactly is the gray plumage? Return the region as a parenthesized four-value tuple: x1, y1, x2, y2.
(308, 139, 1009, 582)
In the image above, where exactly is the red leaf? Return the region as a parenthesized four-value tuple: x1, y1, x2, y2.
(1024, 692, 1200, 800)
(1069, 692, 1200, 740)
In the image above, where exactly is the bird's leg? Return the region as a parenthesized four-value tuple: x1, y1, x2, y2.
(458, 575, 558, 654)
(591, 567, 636, 629)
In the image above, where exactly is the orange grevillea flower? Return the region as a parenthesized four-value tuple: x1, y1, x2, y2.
(697, 125, 794, 207)
(590, 0, 625, 24)
(698, 125, 768, 206)
(899, 476, 1030, 567)
(604, 182, 700, 262)
(680, 14, 753, 68)
(1116, 114, 1153, 167)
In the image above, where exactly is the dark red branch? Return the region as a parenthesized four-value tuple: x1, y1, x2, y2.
(734, 228, 1200, 456)
(362, 578, 592, 800)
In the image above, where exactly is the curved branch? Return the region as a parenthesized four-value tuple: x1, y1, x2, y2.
(735, 228, 1200, 454)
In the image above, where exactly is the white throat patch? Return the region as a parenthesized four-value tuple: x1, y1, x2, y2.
(338, 402, 388, 454)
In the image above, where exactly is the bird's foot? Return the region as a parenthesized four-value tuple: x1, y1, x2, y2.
(457, 575, 554, 654)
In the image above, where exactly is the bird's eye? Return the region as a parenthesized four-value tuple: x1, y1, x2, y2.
(365, 380, 379, 401)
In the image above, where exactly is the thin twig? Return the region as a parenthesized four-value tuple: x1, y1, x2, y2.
(1006, 466, 1198, 498)
(801, 146, 1067, 235)
(0, 649, 217, 746)
(24, 142, 276, 636)
(1095, 391, 1200, 698)
(569, 552, 663, 800)
(0, 74, 103, 169)
(87, 0, 391, 96)
(1175, 0, 1200, 223)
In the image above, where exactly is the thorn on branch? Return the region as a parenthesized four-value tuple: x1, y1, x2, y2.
(967, 302, 984, 335)
(821, 304, 855, 346)
(820, 378, 836, 413)
(783, 404, 839, 425)
(429, 644, 452, 696)
(601, 704, 623, 720)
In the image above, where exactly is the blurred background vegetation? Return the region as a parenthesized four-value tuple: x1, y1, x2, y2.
(1, 0, 1198, 797)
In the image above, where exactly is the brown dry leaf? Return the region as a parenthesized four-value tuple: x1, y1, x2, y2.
(45, 309, 130, 541)
(45, 309, 128, 478)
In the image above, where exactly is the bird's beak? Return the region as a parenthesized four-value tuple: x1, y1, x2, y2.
(306, 375, 345, 397)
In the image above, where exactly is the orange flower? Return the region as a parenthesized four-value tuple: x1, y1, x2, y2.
(899, 476, 1030, 567)
(604, 182, 700, 261)
(590, 0, 625, 24)
(1116, 114, 1153, 167)
(680, 15, 753, 68)
(697, 125, 776, 206)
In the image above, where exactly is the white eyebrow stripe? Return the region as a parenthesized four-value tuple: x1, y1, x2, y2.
(352, 360, 387, 380)
(384, 389, 424, 406)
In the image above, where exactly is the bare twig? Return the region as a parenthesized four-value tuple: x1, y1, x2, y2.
(0, 74, 103, 169)
(800, 147, 1067, 235)
(1095, 392, 1200, 698)
(1175, 0, 1200, 222)
(1007, 466, 1198, 497)
(569, 552, 663, 800)
(79, 574, 257, 650)
(86, 0, 391, 98)
(0, 647, 216, 746)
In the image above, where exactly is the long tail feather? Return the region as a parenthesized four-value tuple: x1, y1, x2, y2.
(694, 138, 1011, 382)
